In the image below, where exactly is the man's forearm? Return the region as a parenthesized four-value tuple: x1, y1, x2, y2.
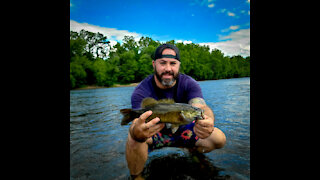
(203, 105, 214, 120)
(189, 97, 215, 123)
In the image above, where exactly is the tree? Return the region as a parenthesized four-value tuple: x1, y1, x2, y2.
(137, 54, 153, 81)
(118, 50, 138, 83)
(92, 58, 108, 86)
(74, 30, 109, 60)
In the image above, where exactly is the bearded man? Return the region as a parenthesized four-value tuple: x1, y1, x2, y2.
(125, 44, 226, 179)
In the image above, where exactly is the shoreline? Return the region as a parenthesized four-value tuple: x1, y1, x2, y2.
(72, 83, 139, 90)
(72, 77, 250, 90)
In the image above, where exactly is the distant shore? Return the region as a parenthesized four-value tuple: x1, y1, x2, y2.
(73, 83, 139, 90)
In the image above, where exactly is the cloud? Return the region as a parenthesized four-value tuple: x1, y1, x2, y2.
(221, 25, 240, 32)
(176, 40, 193, 44)
(217, 9, 239, 18)
(208, 4, 214, 8)
(229, 25, 240, 30)
(70, 20, 142, 43)
(199, 29, 250, 57)
(217, 8, 227, 13)
(190, 0, 216, 9)
(227, 11, 235, 17)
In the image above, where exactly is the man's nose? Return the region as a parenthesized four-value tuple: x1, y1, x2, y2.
(164, 63, 172, 71)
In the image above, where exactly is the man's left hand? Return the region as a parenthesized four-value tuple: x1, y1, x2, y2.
(194, 114, 214, 139)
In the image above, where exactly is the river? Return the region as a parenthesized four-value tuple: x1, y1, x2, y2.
(70, 77, 250, 180)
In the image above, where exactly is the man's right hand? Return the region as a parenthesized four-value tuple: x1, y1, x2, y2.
(129, 110, 165, 143)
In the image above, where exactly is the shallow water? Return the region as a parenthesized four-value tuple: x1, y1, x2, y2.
(70, 77, 250, 180)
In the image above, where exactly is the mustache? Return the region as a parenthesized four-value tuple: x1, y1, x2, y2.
(161, 71, 174, 76)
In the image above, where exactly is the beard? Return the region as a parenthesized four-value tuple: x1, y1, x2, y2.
(154, 66, 179, 87)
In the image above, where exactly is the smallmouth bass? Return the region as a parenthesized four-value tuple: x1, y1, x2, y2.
(120, 97, 204, 126)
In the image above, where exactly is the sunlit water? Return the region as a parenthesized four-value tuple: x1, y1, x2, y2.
(70, 77, 250, 180)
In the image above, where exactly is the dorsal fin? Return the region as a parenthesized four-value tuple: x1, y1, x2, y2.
(158, 99, 175, 104)
(141, 97, 158, 108)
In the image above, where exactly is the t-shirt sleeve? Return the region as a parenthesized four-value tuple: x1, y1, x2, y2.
(131, 89, 146, 110)
(186, 77, 204, 102)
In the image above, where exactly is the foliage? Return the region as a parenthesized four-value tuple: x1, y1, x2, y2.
(69, 30, 250, 89)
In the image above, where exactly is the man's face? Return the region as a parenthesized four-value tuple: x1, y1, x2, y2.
(153, 48, 180, 87)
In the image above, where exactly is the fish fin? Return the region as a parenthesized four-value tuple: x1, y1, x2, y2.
(120, 109, 135, 125)
(171, 124, 179, 134)
(158, 99, 175, 104)
(141, 97, 158, 108)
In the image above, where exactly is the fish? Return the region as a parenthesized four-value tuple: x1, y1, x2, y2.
(120, 97, 204, 133)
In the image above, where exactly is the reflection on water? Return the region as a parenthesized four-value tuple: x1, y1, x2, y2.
(70, 77, 250, 180)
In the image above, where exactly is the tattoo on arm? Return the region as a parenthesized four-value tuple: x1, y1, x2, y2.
(188, 98, 206, 105)
(189, 98, 214, 118)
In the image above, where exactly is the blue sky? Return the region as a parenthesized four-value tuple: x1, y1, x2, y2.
(70, 0, 250, 57)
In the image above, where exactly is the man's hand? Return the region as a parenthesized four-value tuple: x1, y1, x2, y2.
(192, 102, 215, 139)
(129, 110, 165, 143)
(193, 114, 214, 139)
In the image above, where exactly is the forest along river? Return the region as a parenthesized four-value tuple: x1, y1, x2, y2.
(70, 77, 250, 180)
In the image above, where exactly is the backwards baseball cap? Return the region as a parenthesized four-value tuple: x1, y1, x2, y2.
(153, 44, 180, 61)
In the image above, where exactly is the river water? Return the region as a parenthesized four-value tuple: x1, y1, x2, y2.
(70, 77, 250, 180)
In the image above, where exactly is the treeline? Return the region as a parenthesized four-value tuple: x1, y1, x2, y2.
(70, 30, 250, 89)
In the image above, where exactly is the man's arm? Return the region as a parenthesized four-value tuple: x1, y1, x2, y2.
(188, 97, 214, 122)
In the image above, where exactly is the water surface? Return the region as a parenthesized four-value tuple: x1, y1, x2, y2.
(70, 77, 250, 180)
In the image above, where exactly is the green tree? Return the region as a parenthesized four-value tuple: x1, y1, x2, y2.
(70, 61, 87, 88)
(92, 58, 108, 86)
(137, 54, 153, 81)
(118, 50, 138, 83)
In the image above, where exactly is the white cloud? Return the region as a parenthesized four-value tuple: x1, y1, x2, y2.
(70, 20, 142, 43)
(227, 11, 235, 17)
(199, 29, 250, 57)
(176, 40, 193, 44)
(221, 25, 240, 32)
(208, 4, 214, 8)
(229, 25, 240, 30)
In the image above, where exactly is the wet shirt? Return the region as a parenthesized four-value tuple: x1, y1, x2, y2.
(131, 73, 203, 110)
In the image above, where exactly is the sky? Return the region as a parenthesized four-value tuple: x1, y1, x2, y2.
(70, 0, 250, 57)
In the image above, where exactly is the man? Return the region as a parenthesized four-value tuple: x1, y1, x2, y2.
(125, 44, 226, 178)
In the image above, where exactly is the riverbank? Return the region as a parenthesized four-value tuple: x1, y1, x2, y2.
(73, 83, 139, 90)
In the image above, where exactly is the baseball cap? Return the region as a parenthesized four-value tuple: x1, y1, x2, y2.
(153, 44, 180, 61)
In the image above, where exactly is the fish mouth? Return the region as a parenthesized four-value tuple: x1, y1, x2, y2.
(195, 109, 205, 120)
(201, 109, 205, 119)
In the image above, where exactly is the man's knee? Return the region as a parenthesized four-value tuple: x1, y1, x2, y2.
(211, 127, 226, 149)
(195, 127, 226, 152)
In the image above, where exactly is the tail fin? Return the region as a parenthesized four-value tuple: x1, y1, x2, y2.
(120, 109, 138, 125)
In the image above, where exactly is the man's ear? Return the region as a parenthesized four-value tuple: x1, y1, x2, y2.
(152, 60, 155, 68)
